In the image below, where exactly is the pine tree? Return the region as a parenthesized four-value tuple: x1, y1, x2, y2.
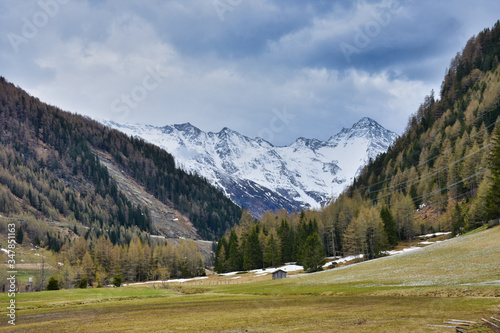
(214, 236, 228, 273)
(46, 276, 59, 290)
(302, 232, 325, 273)
(486, 123, 500, 220)
(263, 233, 280, 267)
(112, 271, 123, 287)
(227, 229, 242, 271)
(243, 226, 263, 270)
(278, 219, 293, 263)
(15, 226, 23, 244)
(294, 217, 309, 264)
(380, 206, 398, 247)
(451, 203, 466, 236)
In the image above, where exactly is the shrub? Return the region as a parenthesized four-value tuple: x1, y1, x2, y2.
(46, 276, 60, 290)
(112, 273, 123, 287)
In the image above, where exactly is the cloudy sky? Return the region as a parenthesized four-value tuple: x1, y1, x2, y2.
(1, 0, 499, 145)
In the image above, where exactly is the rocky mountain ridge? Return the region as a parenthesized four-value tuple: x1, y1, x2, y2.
(103, 117, 398, 216)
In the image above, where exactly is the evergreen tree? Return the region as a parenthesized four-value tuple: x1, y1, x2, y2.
(380, 206, 398, 247)
(77, 277, 88, 289)
(46, 276, 60, 290)
(294, 218, 309, 264)
(302, 232, 325, 273)
(278, 219, 293, 263)
(15, 226, 23, 244)
(214, 236, 228, 273)
(263, 233, 280, 267)
(451, 203, 466, 236)
(486, 124, 500, 220)
(227, 229, 242, 271)
(112, 271, 123, 287)
(243, 226, 263, 270)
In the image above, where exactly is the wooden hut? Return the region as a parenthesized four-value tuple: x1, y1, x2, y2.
(272, 269, 287, 280)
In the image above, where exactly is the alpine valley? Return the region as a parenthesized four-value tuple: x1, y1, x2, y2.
(103, 117, 398, 216)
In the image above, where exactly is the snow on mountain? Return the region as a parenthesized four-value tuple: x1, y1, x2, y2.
(102, 117, 397, 216)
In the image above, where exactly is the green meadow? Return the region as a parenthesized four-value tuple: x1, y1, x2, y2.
(1, 226, 499, 332)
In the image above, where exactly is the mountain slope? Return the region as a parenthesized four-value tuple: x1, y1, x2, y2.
(0, 77, 241, 240)
(351, 21, 500, 228)
(103, 117, 397, 216)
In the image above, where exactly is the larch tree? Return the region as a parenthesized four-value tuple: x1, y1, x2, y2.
(486, 123, 500, 220)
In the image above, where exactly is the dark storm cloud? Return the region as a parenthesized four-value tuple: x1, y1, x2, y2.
(0, 0, 499, 145)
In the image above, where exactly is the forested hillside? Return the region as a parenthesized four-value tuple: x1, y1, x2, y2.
(214, 21, 500, 272)
(0, 77, 241, 241)
(353, 20, 500, 229)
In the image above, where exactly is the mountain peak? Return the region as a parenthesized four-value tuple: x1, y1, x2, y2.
(342, 117, 392, 133)
(354, 117, 378, 126)
(174, 122, 199, 131)
(219, 127, 235, 134)
(172, 123, 203, 138)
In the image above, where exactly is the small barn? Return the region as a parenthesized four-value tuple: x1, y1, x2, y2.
(272, 269, 287, 280)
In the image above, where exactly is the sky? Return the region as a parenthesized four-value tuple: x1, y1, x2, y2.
(1, 0, 499, 146)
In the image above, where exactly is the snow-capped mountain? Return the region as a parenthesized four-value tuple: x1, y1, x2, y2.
(102, 117, 397, 216)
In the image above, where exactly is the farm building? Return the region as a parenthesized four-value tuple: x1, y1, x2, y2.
(272, 270, 287, 280)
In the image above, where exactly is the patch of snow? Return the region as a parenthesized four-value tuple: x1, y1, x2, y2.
(163, 276, 208, 284)
(122, 276, 209, 286)
(417, 232, 451, 238)
(250, 264, 304, 275)
(335, 254, 364, 264)
(150, 235, 166, 239)
(384, 247, 422, 256)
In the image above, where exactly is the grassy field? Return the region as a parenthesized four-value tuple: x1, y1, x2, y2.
(1, 226, 499, 332)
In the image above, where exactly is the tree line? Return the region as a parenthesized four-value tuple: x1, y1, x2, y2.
(0, 218, 206, 290)
(214, 210, 326, 273)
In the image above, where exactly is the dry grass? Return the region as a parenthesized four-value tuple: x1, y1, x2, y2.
(0, 226, 498, 332)
(292, 225, 500, 288)
(1, 289, 498, 332)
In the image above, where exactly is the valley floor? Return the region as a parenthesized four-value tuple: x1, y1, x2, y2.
(1, 226, 499, 332)
(0, 285, 498, 332)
